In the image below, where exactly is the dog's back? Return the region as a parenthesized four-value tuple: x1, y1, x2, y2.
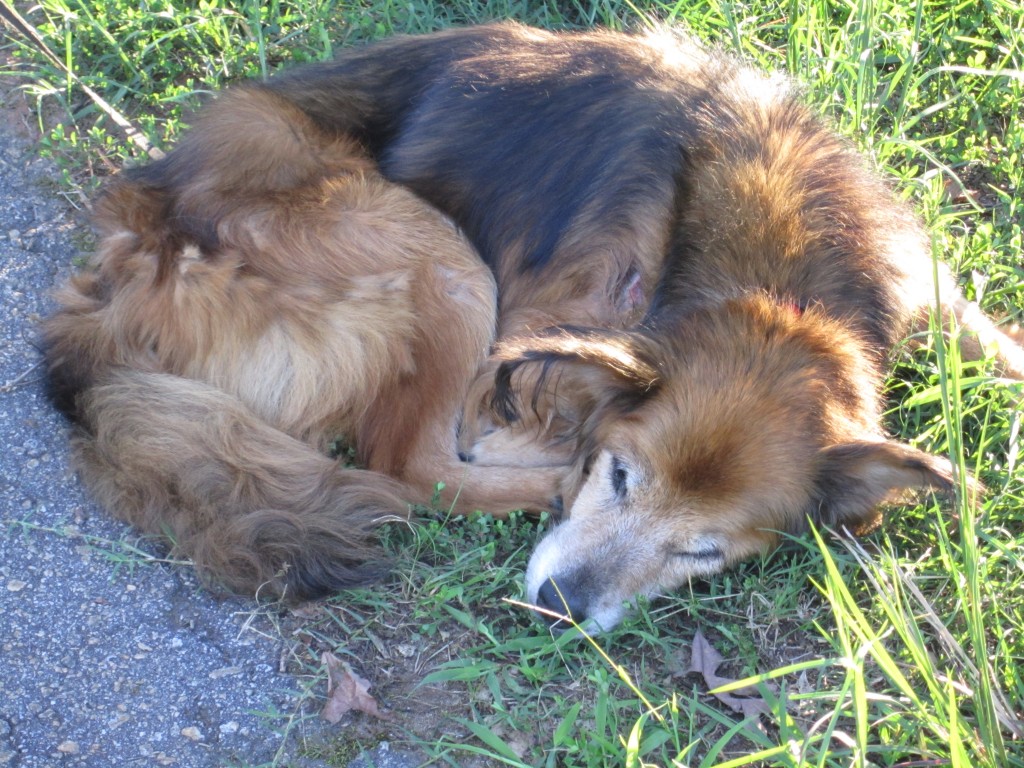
(262, 24, 1021, 370)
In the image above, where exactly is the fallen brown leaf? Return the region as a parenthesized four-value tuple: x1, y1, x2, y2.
(320, 652, 388, 723)
(689, 631, 775, 728)
(287, 602, 324, 620)
(714, 691, 773, 720)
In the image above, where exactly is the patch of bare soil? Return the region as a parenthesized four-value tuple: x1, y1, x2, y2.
(266, 593, 507, 764)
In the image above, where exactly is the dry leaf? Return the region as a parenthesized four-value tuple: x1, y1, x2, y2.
(320, 652, 388, 723)
(715, 691, 773, 719)
(796, 669, 813, 695)
(689, 631, 724, 682)
(287, 602, 324, 620)
(689, 631, 774, 729)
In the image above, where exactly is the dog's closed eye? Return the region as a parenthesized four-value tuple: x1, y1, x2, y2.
(610, 456, 629, 499)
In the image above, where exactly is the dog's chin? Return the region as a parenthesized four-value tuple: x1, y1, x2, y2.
(574, 603, 630, 634)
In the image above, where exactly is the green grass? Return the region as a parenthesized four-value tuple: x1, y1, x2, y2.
(6, 0, 1024, 765)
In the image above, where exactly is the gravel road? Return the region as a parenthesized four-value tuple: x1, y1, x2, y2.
(0, 86, 340, 768)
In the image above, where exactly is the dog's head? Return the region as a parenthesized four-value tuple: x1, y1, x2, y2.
(495, 294, 958, 631)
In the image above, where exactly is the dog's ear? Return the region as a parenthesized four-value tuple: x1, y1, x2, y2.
(811, 440, 970, 533)
(492, 326, 661, 422)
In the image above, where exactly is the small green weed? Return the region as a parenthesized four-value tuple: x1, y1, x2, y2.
(2, 516, 189, 578)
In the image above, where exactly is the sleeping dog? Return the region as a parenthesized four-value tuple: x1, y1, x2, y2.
(45, 23, 1024, 629)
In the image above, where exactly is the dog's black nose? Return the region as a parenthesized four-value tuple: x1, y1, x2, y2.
(536, 578, 588, 627)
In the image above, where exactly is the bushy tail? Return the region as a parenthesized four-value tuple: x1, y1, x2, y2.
(74, 369, 410, 602)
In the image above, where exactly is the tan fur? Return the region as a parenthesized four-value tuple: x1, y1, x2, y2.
(44, 25, 1023, 621)
(496, 40, 1021, 630)
(44, 88, 562, 601)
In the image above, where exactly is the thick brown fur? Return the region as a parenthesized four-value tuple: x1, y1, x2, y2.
(43, 88, 562, 601)
(44, 24, 1024, 621)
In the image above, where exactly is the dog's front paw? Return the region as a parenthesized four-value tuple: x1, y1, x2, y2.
(465, 427, 570, 468)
